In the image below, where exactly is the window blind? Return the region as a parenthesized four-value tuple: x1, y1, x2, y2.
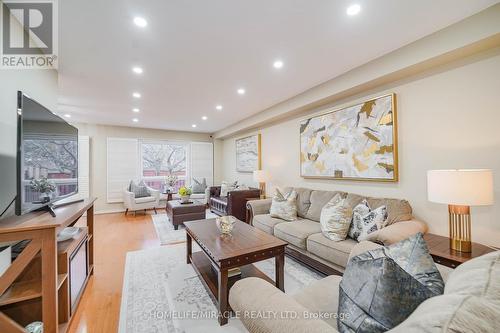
(189, 142, 214, 186)
(107, 138, 139, 203)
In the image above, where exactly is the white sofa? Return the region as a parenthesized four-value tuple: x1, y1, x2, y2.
(230, 242, 500, 333)
(123, 186, 160, 215)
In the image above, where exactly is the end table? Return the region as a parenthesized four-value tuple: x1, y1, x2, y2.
(424, 233, 495, 268)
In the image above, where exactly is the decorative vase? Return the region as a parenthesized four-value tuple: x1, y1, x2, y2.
(180, 195, 191, 203)
(216, 216, 236, 235)
(39, 193, 50, 203)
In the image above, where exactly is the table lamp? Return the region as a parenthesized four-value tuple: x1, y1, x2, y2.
(253, 170, 270, 199)
(427, 169, 494, 252)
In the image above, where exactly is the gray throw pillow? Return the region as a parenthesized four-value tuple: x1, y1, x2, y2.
(129, 180, 150, 198)
(338, 233, 444, 333)
(192, 178, 207, 194)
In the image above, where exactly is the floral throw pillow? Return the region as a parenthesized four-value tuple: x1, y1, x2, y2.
(348, 199, 388, 241)
(270, 189, 298, 221)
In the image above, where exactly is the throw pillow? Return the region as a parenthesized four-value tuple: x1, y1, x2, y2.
(192, 178, 207, 194)
(320, 194, 353, 241)
(220, 181, 236, 197)
(348, 200, 388, 241)
(129, 180, 150, 198)
(338, 233, 445, 333)
(270, 188, 298, 221)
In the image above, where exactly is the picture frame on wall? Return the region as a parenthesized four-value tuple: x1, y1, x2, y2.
(235, 134, 261, 173)
(300, 93, 398, 182)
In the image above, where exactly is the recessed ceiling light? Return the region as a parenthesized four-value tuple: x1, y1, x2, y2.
(132, 118, 139, 122)
(346, 4, 361, 16)
(132, 92, 141, 98)
(133, 17, 148, 28)
(132, 66, 143, 74)
(64, 114, 71, 118)
(237, 88, 246, 95)
(273, 60, 284, 69)
(215, 105, 223, 110)
(202, 116, 208, 120)
(192, 124, 197, 128)
(132, 108, 140, 113)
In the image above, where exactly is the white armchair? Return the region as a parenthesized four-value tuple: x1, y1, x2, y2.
(123, 186, 160, 216)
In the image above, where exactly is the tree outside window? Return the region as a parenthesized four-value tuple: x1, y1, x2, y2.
(141, 142, 187, 190)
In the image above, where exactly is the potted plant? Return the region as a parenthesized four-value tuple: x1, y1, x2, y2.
(178, 186, 192, 203)
(30, 177, 56, 203)
(165, 175, 179, 193)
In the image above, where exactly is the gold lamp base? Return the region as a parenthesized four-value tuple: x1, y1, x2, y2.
(259, 182, 266, 199)
(448, 204, 472, 253)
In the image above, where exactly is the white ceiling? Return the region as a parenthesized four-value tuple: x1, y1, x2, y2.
(58, 0, 499, 133)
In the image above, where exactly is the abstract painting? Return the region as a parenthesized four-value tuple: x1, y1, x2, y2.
(236, 134, 261, 173)
(300, 94, 398, 181)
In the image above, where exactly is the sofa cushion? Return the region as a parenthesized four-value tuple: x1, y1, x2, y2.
(293, 275, 342, 329)
(320, 195, 353, 241)
(134, 196, 156, 204)
(338, 233, 444, 333)
(307, 234, 357, 268)
(305, 190, 343, 222)
(274, 220, 322, 249)
(253, 214, 285, 235)
(270, 189, 298, 221)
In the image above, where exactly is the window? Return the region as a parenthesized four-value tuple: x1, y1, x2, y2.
(140, 141, 188, 191)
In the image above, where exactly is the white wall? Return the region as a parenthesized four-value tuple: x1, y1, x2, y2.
(0, 70, 58, 219)
(221, 49, 500, 247)
(75, 123, 213, 213)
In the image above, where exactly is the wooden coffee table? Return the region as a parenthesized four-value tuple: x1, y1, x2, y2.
(184, 218, 287, 325)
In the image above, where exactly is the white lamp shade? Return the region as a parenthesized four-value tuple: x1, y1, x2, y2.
(427, 169, 494, 206)
(253, 170, 270, 183)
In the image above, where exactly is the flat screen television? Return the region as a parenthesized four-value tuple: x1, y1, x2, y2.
(16, 91, 78, 216)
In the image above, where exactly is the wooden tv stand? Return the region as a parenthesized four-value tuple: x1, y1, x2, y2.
(0, 198, 96, 333)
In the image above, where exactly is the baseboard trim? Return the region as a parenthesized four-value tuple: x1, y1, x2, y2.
(95, 208, 126, 215)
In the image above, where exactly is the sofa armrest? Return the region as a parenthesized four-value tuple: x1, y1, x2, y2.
(360, 219, 428, 245)
(349, 241, 383, 260)
(123, 191, 135, 208)
(229, 277, 338, 333)
(246, 198, 273, 223)
(147, 187, 160, 204)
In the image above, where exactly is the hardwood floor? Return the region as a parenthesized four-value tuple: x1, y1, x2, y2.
(67, 211, 160, 333)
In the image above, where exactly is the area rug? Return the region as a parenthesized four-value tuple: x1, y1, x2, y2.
(118, 243, 323, 333)
(151, 211, 218, 245)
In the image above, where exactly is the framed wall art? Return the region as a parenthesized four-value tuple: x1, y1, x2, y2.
(236, 134, 261, 173)
(300, 94, 398, 182)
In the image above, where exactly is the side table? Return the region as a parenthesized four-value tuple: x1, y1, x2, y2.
(423, 233, 495, 268)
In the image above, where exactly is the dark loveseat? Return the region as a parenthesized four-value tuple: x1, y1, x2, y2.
(208, 186, 260, 222)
